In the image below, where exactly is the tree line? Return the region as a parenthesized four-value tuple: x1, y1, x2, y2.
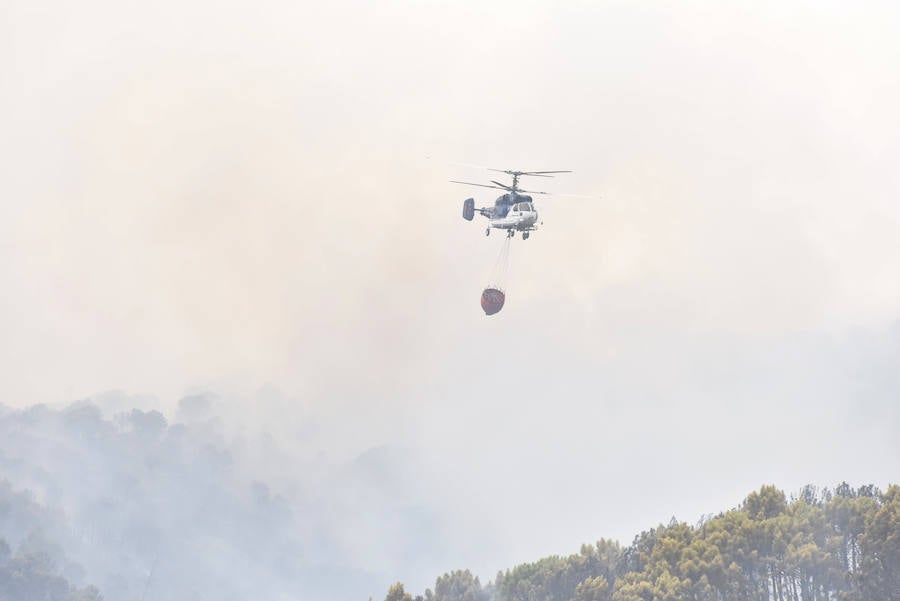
(381, 483, 899, 601)
(0, 481, 103, 601)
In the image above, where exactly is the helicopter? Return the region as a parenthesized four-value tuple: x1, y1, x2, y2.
(452, 169, 571, 240)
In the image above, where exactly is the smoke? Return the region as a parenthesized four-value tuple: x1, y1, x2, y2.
(2, 0, 900, 597)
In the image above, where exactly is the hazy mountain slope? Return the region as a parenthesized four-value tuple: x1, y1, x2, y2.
(0, 399, 439, 600)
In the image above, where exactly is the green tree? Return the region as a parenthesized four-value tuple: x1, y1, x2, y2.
(744, 485, 788, 521)
(433, 569, 485, 601)
(858, 485, 900, 600)
(385, 582, 413, 601)
(573, 575, 609, 601)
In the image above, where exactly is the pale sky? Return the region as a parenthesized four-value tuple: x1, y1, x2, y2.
(2, 0, 899, 593)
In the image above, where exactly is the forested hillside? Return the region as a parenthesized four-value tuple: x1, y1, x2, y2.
(0, 398, 440, 600)
(0, 482, 102, 600)
(384, 484, 900, 601)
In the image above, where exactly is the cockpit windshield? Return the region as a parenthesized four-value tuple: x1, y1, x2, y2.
(516, 202, 533, 212)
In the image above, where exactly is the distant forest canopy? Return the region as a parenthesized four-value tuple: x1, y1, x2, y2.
(382, 483, 900, 601)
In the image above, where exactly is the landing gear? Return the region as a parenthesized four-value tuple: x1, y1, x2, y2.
(507, 229, 515, 239)
(522, 232, 530, 240)
(485, 227, 491, 237)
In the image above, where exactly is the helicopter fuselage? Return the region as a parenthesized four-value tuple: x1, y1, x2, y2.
(463, 195, 539, 239)
(487, 199, 539, 231)
(473, 194, 539, 230)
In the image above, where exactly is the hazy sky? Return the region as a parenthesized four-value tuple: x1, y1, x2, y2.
(2, 0, 900, 591)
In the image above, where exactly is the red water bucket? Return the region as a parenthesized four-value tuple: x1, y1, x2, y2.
(481, 288, 505, 316)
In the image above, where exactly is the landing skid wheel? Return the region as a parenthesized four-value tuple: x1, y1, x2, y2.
(522, 232, 530, 240)
(507, 230, 515, 239)
(485, 227, 490, 237)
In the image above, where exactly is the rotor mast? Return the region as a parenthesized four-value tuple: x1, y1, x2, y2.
(510, 172, 521, 195)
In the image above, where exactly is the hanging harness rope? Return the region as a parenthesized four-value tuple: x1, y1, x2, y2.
(487, 236, 512, 290)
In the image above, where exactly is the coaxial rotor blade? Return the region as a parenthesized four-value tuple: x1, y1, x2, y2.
(488, 168, 530, 177)
(489, 180, 514, 190)
(489, 170, 554, 178)
(523, 191, 597, 198)
(488, 169, 573, 176)
(521, 170, 572, 174)
(449, 180, 508, 190)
